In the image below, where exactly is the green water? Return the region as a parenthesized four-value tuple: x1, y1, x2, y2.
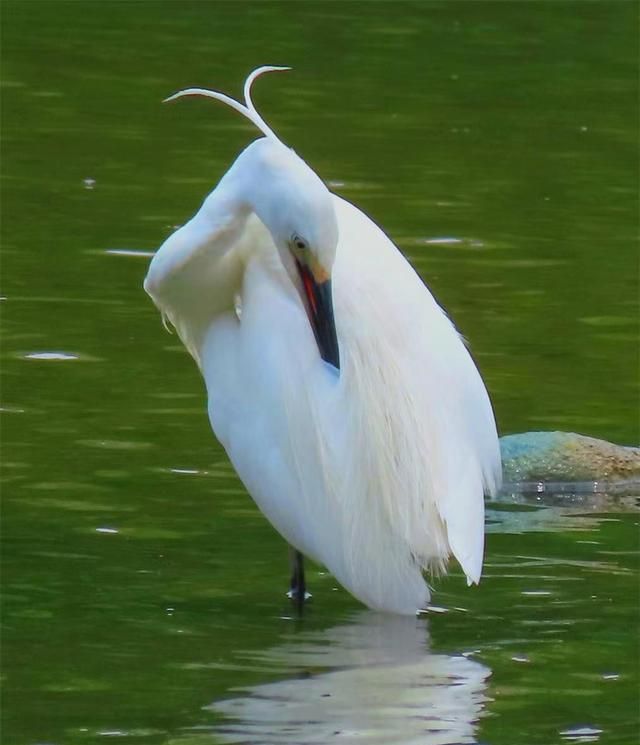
(2, 2, 638, 743)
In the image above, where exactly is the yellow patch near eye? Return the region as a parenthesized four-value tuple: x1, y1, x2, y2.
(289, 240, 330, 284)
(310, 258, 330, 284)
(301, 251, 329, 284)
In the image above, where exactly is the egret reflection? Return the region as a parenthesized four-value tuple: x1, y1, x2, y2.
(207, 611, 490, 744)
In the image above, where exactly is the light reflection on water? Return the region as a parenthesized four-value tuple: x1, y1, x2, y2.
(206, 611, 490, 745)
(487, 494, 640, 535)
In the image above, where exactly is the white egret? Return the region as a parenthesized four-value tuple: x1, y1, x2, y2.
(144, 67, 501, 615)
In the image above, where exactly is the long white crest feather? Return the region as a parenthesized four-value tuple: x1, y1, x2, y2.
(163, 65, 290, 144)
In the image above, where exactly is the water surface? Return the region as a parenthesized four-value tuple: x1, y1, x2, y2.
(2, 2, 638, 744)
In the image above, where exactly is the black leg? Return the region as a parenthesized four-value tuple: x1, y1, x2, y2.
(288, 546, 307, 603)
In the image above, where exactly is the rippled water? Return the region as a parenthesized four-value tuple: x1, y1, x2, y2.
(2, 2, 638, 744)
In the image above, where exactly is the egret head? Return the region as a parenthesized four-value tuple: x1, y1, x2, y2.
(253, 141, 340, 369)
(241, 136, 338, 272)
(165, 67, 341, 369)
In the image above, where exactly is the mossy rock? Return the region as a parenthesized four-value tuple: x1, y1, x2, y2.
(499, 431, 640, 485)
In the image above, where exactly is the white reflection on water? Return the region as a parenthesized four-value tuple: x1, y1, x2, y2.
(207, 611, 490, 745)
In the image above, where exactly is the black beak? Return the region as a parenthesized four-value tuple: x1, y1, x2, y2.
(295, 261, 340, 371)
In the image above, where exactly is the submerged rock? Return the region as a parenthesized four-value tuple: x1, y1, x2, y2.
(499, 431, 640, 491)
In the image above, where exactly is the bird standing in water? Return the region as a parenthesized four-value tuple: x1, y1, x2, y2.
(144, 67, 501, 615)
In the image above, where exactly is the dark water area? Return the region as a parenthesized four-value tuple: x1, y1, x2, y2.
(2, 2, 638, 744)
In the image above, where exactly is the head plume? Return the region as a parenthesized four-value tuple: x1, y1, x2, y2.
(163, 65, 290, 144)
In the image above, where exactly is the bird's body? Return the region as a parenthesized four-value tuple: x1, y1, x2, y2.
(145, 70, 501, 615)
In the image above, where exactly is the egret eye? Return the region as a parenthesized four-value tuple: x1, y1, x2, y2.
(291, 235, 308, 252)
